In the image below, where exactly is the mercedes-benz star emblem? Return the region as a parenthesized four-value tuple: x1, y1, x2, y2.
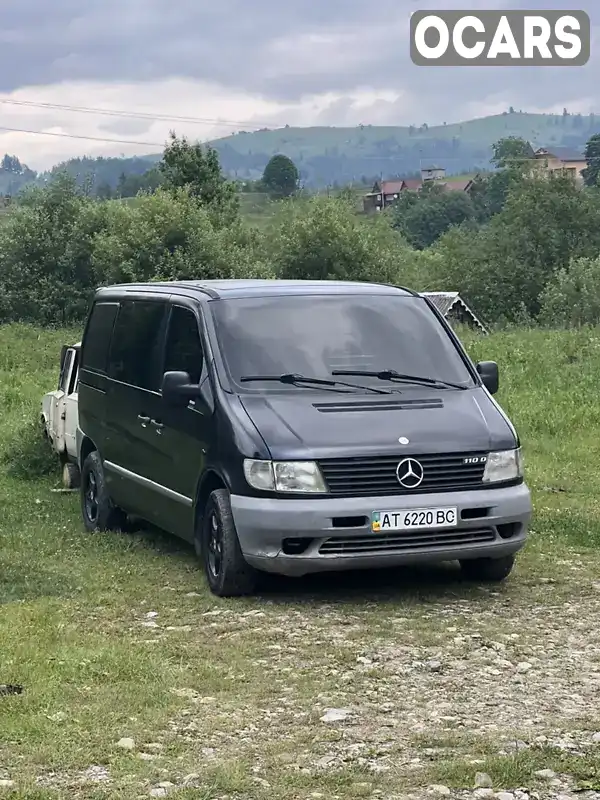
(396, 457, 424, 489)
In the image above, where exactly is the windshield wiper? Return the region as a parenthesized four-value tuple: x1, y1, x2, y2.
(331, 369, 467, 390)
(239, 373, 392, 394)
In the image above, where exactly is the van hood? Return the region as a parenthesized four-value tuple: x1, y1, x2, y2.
(239, 388, 517, 460)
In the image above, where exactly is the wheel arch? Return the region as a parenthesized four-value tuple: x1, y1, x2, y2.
(194, 469, 229, 525)
(79, 435, 97, 467)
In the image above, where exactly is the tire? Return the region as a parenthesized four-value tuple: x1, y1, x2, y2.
(460, 554, 515, 582)
(198, 488, 257, 597)
(63, 462, 80, 489)
(80, 451, 127, 533)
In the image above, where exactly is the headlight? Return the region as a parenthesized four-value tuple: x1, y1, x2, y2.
(243, 459, 327, 493)
(483, 448, 523, 483)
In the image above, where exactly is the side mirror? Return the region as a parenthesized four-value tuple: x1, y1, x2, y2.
(161, 371, 201, 407)
(476, 361, 499, 395)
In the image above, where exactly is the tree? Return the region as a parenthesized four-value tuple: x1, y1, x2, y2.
(159, 132, 239, 223)
(1, 155, 23, 173)
(490, 136, 534, 170)
(434, 172, 600, 323)
(582, 133, 600, 188)
(393, 189, 476, 249)
(96, 182, 113, 200)
(261, 154, 299, 199)
(0, 154, 37, 195)
(115, 166, 163, 198)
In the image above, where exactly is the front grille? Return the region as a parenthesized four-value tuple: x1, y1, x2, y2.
(319, 527, 495, 555)
(318, 452, 487, 497)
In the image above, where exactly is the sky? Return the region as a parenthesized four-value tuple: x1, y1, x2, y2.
(0, 0, 598, 170)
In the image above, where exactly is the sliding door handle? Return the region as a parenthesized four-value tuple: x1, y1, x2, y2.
(151, 419, 164, 434)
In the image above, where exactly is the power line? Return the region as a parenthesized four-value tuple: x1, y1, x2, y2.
(0, 97, 275, 129)
(0, 125, 166, 148)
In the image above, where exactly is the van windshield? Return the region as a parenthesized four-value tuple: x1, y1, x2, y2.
(210, 294, 475, 391)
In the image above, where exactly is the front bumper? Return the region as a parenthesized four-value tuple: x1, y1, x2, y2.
(230, 483, 532, 577)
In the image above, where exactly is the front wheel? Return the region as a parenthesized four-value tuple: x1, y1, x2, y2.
(199, 489, 257, 597)
(460, 554, 515, 582)
(80, 451, 127, 532)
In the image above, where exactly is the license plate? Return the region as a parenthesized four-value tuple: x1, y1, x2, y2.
(371, 507, 458, 532)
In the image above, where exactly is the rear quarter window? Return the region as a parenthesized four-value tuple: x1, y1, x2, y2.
(81, 302, 119, 373)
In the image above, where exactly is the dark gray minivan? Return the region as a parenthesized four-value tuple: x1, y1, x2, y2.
(76, 279, 532, 596)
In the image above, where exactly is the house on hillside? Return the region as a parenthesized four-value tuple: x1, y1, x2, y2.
(437, 177, 475, 193)
(363, 167, 475, 212)
(532, 146, 587, 185)
(421, 165, 446, 182)
(421, 291, 488, 334)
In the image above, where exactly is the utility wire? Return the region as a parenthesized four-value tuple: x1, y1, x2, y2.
(0, 97, 275, 129)
(0, 125, 166, 148)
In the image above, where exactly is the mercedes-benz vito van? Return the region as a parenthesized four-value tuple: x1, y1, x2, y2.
(76, 280, 532, 597)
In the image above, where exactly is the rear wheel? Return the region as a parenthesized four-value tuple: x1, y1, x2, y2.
(62, 461, 80, 489)
(80, 451, 127, 532)
(199, 489, 257, 597)
(460, 554, 515, 582)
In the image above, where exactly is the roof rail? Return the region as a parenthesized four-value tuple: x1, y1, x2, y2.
(371, 282, 421, 297)
(97, 281, 221, 300)
(168, 282, 220, 299)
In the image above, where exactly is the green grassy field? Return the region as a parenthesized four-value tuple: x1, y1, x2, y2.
(2, 324, 600, 798)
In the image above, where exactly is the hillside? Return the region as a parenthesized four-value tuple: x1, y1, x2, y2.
(0, 110, 597, 194)
(212, 110, 598, 186)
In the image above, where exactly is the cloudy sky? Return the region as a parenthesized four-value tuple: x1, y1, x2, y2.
(0, 0, 598, 170)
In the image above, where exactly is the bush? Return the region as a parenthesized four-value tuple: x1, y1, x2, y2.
(263, 194, 430, 288)
(539, 254, 600, 327)
(434, 173, 600, 324)
(0, 174, 104, 325)
(91, 188, 272, 284)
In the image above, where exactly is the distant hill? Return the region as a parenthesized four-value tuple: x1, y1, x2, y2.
(208, 111, 599, 186)
(1, 110, 598, 194)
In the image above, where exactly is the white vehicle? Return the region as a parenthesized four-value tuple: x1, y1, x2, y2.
(41, 342, 81, 488)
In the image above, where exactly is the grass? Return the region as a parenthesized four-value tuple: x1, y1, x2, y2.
(238, 192, 280, 228)
(3, 323, 600, 797)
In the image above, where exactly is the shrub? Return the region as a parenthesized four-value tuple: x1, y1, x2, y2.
(0, 174, 104, 325)
(539, 254, 600, 327)
(263, 194, 429, 288)
(91, 188, 272, 284)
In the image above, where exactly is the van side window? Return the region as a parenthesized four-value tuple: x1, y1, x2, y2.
(68, 350, 79, 395)
(59, 350, 74, 392)
(108, 300, 166, 390)
(81, 302, 119, 373)
(163, 306, 203, 385)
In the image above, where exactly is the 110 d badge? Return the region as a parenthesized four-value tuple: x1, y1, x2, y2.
(463, 456, 487, 465)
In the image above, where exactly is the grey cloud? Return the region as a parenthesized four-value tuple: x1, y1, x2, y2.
(0, 0, 598, 125)
(97, 118, 154, 137)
